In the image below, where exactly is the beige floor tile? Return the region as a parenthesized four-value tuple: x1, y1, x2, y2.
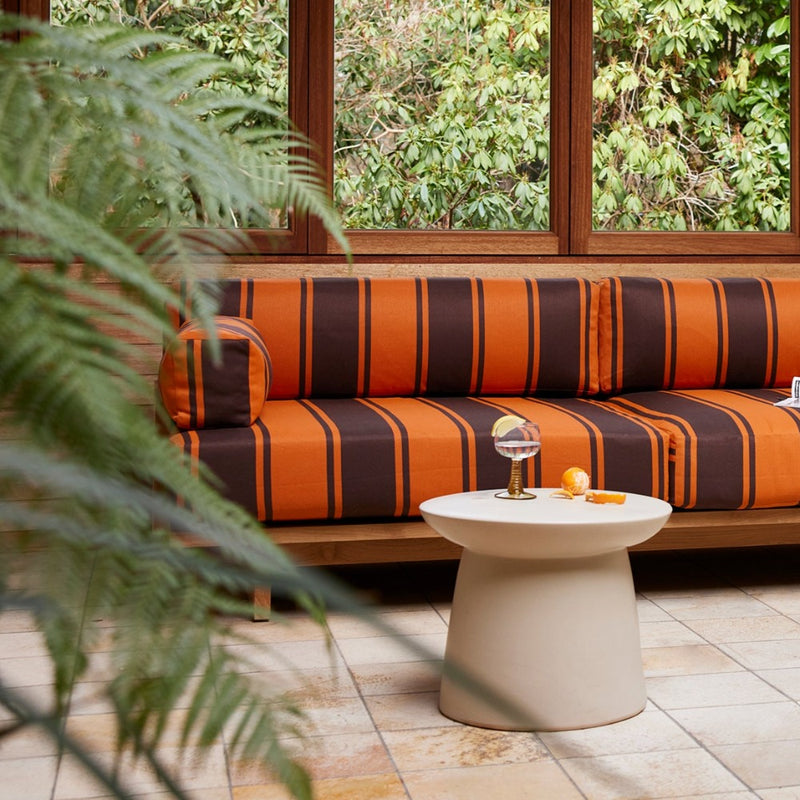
(230, 731, 393, 784)
(382, 724, 548, 772)
(218, 612, 330, 645)
(235, 665, 359, 702)
(402, 760, 584, 800)
(348, 660, 442, 696)
(559, 748, 748, 799)
(0, 609, 37, 633)
(746, 586, 800, 616)
(642, 644, 743, 676)
(54, 745, 229, 799)
(643, 587, 777, 620)
(335, 632, 446, 666)
(364, 690, 457, 731)
(64, 709, 228, 752)
(539, 708, 695, 758)
(430, 601, 451, 624)
(87, 789, 232, 800)
(758, 667, 800, 700)
(288, 695, 376, 738)
(646, 670, 786, 709)
(219, 638, 346, 674)
(639, 620, 706, 648)
(636, 595, 673, 622)
(0, 719, 62, 759)
(671, 701, 800, 746)
(710, 739, 800, 789)
(758, 788, 800, 799)
(720, 639, 800, 671)
(1, 655, 55, 688)
(326, 607, 448, 639)
(684, 615, 800, 643)
(0, 631, 50, 658)
(234, 773, 408, 800)
(0, 754, 59, 800)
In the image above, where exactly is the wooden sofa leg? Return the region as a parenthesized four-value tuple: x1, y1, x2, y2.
(252, 586, 271, 621)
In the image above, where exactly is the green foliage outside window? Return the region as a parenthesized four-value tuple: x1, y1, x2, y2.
(52, 0, 792, 233)
(593, 0, 791, 231)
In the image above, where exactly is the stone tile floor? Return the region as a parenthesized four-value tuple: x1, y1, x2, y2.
(2, 547, 800, 799)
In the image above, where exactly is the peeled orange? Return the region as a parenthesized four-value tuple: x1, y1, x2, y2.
(561, 466, 591, 496)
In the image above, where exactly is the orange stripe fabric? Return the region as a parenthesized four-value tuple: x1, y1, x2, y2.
(178, 277, 601, 401)
(599, 277, 800, 394)
(158, 316, 271, 429)
(607, 389, 800, 509)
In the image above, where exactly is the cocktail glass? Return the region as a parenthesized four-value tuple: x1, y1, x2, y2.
(493, 419, 540, 500)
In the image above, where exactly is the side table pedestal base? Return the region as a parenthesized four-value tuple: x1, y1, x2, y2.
(439, 547, 646, 731)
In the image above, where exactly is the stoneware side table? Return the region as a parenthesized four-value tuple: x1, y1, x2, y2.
(419, 489, 672, 731)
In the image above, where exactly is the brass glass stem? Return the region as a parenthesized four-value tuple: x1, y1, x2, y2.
(496, 459, 536, 500)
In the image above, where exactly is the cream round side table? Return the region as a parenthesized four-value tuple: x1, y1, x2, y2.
(419, 489, 672, 732)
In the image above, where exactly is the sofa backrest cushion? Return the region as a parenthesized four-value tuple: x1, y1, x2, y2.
(159, 316, 272, 429)
(600, 277, 800, 393)
(178, 277, 600, 399)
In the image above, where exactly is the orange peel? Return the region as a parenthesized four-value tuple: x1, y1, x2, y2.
(550, 489, 574, 500)
(585, 490, 627, 504)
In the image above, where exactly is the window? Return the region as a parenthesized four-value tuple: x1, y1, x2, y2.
(15, 0, 800, 257)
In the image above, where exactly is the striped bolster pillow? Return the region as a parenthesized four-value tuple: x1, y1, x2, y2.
(159, 316, 272, 429)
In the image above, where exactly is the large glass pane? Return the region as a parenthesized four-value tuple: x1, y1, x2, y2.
(51, 0, 290, 228)
(334, 1, 551, 231)
(592, 0, 791, 232)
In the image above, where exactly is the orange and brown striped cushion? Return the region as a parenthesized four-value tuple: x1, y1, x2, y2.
(159, 316, 272, 429)
(172, 395, 669, 522)
(178, 277, 600, 399)
(607, 389, 800, 509)
(599, 277, 800, 394)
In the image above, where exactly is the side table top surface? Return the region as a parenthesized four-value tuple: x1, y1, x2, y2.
(419, 490, 673, 558)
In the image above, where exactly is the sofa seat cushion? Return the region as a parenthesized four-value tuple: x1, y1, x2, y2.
(171, 396, 670, 523)
(606, 389, 800, 510)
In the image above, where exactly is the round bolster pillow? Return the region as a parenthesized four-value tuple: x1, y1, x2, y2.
(159, 316, 272, 429)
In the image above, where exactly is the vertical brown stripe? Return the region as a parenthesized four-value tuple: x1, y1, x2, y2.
(723, 279, 769, 387)
(191, 340, 204, 428)
(361, 278, 371, 395)
(622, 278, 667, 390)
(310, 279, 361, 396)
(762, 280, 779, 386)
(709, 279, 727, 388)
(359, 398, 410, 517)
(253, 418, 272, 520)
(251, 420, 267, 520)
(300, 399, 341, 518)
(536, 279, 588, 394)
(415, 278, 428, 395)
(215, 279, 242, 317)
(526, 279, 538, 393)
(426, 278, 474, 395)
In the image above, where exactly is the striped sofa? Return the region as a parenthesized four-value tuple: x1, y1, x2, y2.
(158, 276, 800, 562)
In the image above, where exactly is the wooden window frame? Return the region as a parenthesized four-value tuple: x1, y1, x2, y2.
(11, 0, 800, 258)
